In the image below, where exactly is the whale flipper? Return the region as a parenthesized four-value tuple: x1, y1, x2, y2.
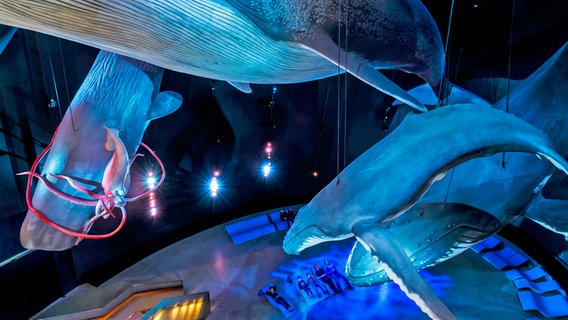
(0, 25, 16, 55)
(346, 203, 502, 287)
(355, 227, 456, 320)
(526, 191, 568, 239)
(228, 81, 252, 93)
(293, 32, 426, 113)
(147, 91, 183, 121)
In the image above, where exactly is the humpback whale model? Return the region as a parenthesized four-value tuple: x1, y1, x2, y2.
(346, 41, 568, 290)
(0, 0, 444, 111)
(18, 51, 182, 251)
(284, 42, 568, 319)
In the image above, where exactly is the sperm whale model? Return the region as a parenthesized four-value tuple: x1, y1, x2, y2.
(0, 0, 444, 111)
(19, 51, 182, 251)
(282, 102, 568, 319)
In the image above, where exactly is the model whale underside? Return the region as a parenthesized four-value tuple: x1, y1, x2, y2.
(0, 0, 444, 111)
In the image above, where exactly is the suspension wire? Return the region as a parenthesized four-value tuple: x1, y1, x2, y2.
(33, 33, 55, 138)
(438, 0, 456, 107)
(505, 0, 516, 114)
(502, 0, 516, 169)
(312, 79, 332, 176)
(46, 41, 63, 122)
(336, 0, 342, 178)
(58, 38, 77, 132)
(343, 0, 348, 170)
(440, 0, 456, 202)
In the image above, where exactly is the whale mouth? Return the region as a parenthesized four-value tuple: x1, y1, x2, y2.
(282, 223, 353, 255)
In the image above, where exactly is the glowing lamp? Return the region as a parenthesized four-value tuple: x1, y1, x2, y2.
(147, 172, 157, 187)
(210, 176, 220, 197)
(263, 163, 271, 177)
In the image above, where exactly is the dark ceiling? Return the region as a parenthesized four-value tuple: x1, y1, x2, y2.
(0, 0, 568, 318)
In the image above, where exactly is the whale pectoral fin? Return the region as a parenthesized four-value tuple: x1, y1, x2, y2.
(147, 90, 183, 120)
(346, 240, 389, 286)
(526, 192, 568, 239)
(355, 227, 456, 320)
(293, 32, 426, 113)
(227, 81, 252, 93)
(0, 25, 17, 56)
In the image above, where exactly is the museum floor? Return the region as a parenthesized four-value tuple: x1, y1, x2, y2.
(32, 209, 556, 320)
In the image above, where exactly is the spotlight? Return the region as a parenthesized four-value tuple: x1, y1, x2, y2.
(262, 163, 271, 178)
(312, 171, 318, 177)
(147, 172, 157, 188)
(209, 176, 220, 197)
(146, 171, 160, 216)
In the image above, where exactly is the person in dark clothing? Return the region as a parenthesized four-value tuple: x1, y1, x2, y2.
(287, 208, 297, 222)
(297, 276, 314, 297)
(314, 263, 341, 294)
(306, 272, 328, 297)
(280, 209, 291, 228)
(323, 258, 354, 290)
(265, 285, 294, 311)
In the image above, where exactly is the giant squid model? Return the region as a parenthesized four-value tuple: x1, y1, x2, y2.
(19, 51, 182, 251)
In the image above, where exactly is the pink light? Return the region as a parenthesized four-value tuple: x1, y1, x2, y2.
(213, 170, 220, 177)
(265, 142, 272, 154)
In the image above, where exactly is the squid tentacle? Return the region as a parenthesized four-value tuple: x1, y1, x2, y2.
(17, 171, 100, 206)
(50, 173, 104, 200)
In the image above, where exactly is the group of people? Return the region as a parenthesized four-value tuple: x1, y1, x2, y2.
(297, 258, 354, 298)
(261, 258, 354, 313)
(279, 208, 297, 227)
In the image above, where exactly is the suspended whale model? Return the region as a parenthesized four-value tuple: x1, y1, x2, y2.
(284, 45, 568, 319)
(282, 101, 568, 319)
(0, 0, 444, 111)
(18, 51, 182, 251)
(345, 41, 568, 293)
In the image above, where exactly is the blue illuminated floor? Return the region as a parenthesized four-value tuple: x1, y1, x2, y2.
(34, 210, 552, 320)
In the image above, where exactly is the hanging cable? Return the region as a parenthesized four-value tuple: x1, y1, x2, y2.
(336, 0, 342, 178)
(58, 38, 77, 132)
(33, 34, 56, 136)
(312, 78, 332, 178)
(343, 0, 349, 170)
(505, 0, 516, 114)
(46, 43, 63, 122)
(502, 0, 516, 169)
(438, 0, 456, 107)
